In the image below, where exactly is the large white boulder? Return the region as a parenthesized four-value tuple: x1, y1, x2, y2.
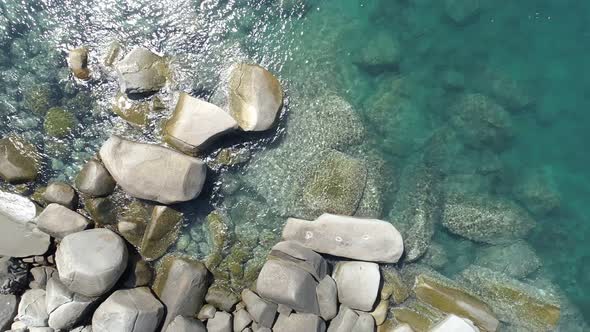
(164, 92, 237, 155)
(56, 229, 128, 297)
(333, 261, 380, 311)
(36, 204, 89, 239)
(282, 214, 404, 263)
(17, 289, 48, 327)
(99, 135, 206, 204)
(92, 287, 164, 332)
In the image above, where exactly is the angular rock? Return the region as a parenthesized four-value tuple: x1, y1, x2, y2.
(475, 241, 541, 279)
(165, 315, 207, 332)
(36, 204, 89, 239)
(99, 135, 206, 204)
(270, 241, 327, 281)
(68, 47, 90, 80)
(283, 213, 403, 263)
(241, 289, 277, 328)
(75, 160, 116, 197)
(327, 305, 358, 332)
(206, 286, 240, 312)
(256, 259, 319, 314)
(233, 308, 253, 331)
(353, 312, 376, 332)
(460, 265, 560, 331)
(371, 300, 389, 326)
(121, 253, 153, 288)
(274, 313, 326, 332)
(56, 229, 128, 297)
(391, 299, 444, 332)
(83, 196, 117, 225)
(0, 214, 50, 257)
(17, 289, 48, 327)
(29, 267, 57, 290)
(444, 0, 480, 24)
(92, 287, 164, 332)
(112, 93, 163, 127)
(316, 275, 338, 321)
(442, 194, 535, 244)
(165, 93, 238, 155)
(117, 200, 151, 247)
(116, 47, 168, 95)
(140, 205, 182, 260)
(42, 182, 77, 209)
(46, 277, 96, 330)
(152, 256, 211, 330)
(381, 267, 411, 304)
(333, 261, 380, 311)
(228, 63, 283, 131)
(413, 273, 499, 332)
(0, 294, 17, 331)
(0, 136, 40, 183)
(429, 314, 479, 332)
(198, 304, 217, 320)
(207, 311, 232, 332)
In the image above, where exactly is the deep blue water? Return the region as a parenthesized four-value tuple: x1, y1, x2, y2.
(0, 0, 589, 327)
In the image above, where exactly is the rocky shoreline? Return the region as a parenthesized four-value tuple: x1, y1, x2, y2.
(0, 44, 574, 332)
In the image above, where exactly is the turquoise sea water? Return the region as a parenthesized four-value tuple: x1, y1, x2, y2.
(1, 0, 589, 327)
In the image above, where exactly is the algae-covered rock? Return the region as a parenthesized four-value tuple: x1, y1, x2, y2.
(204, 211, 230, 269)
(475, 241, 541, 279)
(117, 200, 151, 247)
(44, 107, 76, 138)
(413, 273, 499, 331)
(23, 84, 54, 114)
(0, 135, 40, 183)
(513, 168, 561, 217)
(113, 93, 164, 126)
(442, 193, 535, 244)
(381, 266, 411, 304)
(84, 196, 118, 225)
(392, 299, 444, 332)
(140, 205, 183, 261)
(353, 31, 400, 74)
(460, 265, 560, 331)
(116, 47, 168, 95)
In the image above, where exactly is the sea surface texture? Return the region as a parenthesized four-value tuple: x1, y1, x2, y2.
(0, 0, 588, 327)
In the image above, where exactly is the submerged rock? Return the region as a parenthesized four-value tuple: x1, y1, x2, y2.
(112, 93, 163, 126)
(391, 299, 444, 332)
(165, 92, 237, 155)
(92, 287, 164, 332)
(460, 265, 560, 331)
(353, 31, 400, 74)
(68, 47, 90, 80)
(75, 159, 116, 197)
(0, 135, 40, 183)
(139, 205, 183, 261)
(475, 241, 541, 279)
(116, 47, 168, 95)
(513, 168, 561, 217)
(36, 203, 89, 239)
(444, 0, 481, 24)
(99, 135, 207, 204)
(44, 107, 76, 138)
(83, 196, 118, 225)
(442, 194, 535, 244)
(229, 63, 283, 131)
(282, 213, 404, 263)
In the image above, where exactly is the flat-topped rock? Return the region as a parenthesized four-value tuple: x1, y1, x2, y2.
(0, 214, 50, 257)
(36, 204, 89, 239)
(282, 214, 404, 263)
(270, 241, 327, 281)
(274, 313, 326, 332)
(333, 261, 380, 311)
(75, 160, 116, 197)
(43, 182, 77, 209)
(165, 92, 237, 155)
(116, 47, 168, 95)
(92, 287, 164, 332)
(0, 135, 40, 183)
(56, 229, 128, 297)
(229, 63, 283, 131)
(165, 315, 207, 332)
(46, 277, 97, 330)
(99, 135, 207, 204)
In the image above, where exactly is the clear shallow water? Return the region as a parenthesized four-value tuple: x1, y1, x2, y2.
(1, 0, 589, 326)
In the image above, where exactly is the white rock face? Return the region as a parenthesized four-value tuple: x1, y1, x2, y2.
(228, 63, 283, 131)
(165, 315, 207, 332)
(333, 261, 380, 311)
(92, 287, 164, 332)
(282, 214, 404, 263)
(0, 192, 49, 257)
(36, 204, 89, 239)
(56, 229, 128, 297)
(0, 190, 37, 223)
(17, 289, 48, 327)
(46, 277, 96, 330)
(116, 47, 168, 95)
(207, 311, 232, 332)
(273, 313, 326, 332)
(429, 314, 480, 332)
(99, 135, 207, 204)
(165, 93, 237, 154)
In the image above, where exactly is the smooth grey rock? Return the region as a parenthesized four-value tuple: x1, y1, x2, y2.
(333, 261, 380, 312)
(277, 304, 293, 316)
(207, 311, 232, 332)
(270, 241, 327, 281)
(92, 287, 164, 332)
(273, 313, 326, 332)
(17, 289, 48, 327)
(0, 136, 40, 183)
(241, 289, 277, 328)
(165, 315, 207, 332)
(56, 229, 128, 297)
(116, 47, 167, 95)
(0, 294, 17, 331)
(233, 308, 252, 331)
(99, 135, 206, 204)
(42, 182, 77, 209)
(228, 63, 283, 131)
(153, 257, 211, 330)
(0, 215, 49, 257)
(282, 214, 404, 263)
(206, 286, 240, 312)
(164, 93, 237, 155)
(326, 306, 358, 332)
(429, 314, 479, 332)
(197, 304, 217, 320)
(46, 277, 96, 330)
(316, 275, 338, 321)
(256, 259, 319, 314)
(36, 204, 88, 239)
(75, 160, 116, 197)
(352, 312, 375, 332)
(0, 190, 37, 223)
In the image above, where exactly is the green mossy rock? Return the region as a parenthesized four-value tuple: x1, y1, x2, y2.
(44, 107, 76, 138)
(140, 206, 183, 261)
(112, 93, 163, 126)
(392, 299, 444, 332)
(117, 200, 151, 247)
(381, 266, 410, 304)
(23, 84, 54, 114)
(0, 135, 40, 184)
(84, 196, 118, 225)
